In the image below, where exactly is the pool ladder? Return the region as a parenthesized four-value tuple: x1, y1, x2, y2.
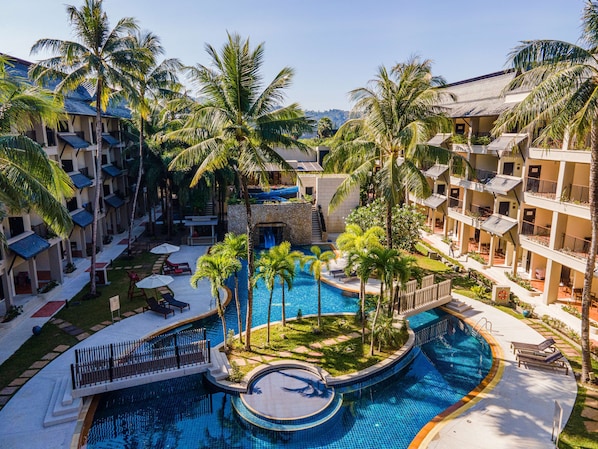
(472, 317, 493, 336)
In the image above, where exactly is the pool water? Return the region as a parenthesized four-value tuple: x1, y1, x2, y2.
(85, 259, 492, 448)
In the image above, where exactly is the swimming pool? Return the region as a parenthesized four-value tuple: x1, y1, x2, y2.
(84, 263, 492, 448)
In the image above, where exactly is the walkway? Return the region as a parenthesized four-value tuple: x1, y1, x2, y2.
(0, 230, 589, 448)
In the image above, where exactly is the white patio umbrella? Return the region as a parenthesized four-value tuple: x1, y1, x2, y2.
(150, 243, 181, 255)
(135, 274, 174, 289)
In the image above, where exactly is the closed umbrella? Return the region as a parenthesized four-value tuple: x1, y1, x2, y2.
(150, 243, 180, 255)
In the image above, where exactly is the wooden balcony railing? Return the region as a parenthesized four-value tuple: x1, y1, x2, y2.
(525, 177, 557, 199)
(521, 221, 550, 247)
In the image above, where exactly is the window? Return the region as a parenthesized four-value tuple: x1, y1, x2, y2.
(455, 123, 466, 135)
(305, 187, 314, 195)
(101, 154, 108, 165)
(58, 121, 69, 132)
(436, 184, 446, 195)
(503, 162, 514, 176)
(8, 217, 25, 238)
(62, 159, 74, 173)
(103, 184, 111, 196)
(66, 197, 78, 212)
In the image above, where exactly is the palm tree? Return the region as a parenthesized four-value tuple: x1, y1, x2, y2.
(304, 245, 336, 328)
(254, 248, 281, 344)
(326, 57, 459, 248)
(123, 30, 182, 256)
(337, 224, 384, 342)
(167, 33, 313, 350)
(271, 242, 303, 327)
(211, 233, 248, 344)
(30, 0, 138, 295)
(192, 252, 240, 351)
(493, 1, 598, 383)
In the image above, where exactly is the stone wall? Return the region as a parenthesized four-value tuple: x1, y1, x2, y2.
(228, 202, 313, 245)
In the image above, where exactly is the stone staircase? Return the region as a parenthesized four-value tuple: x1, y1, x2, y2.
(312, 207, 322, 242)
(207, 347, 230, 381)
(43, 377, 82, 427)
(443, 298, 472, 314)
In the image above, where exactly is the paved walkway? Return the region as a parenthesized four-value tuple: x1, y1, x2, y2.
(0, 229, 593, 448)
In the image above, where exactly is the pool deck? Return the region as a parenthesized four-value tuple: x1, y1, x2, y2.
(0, 230, 582, 449)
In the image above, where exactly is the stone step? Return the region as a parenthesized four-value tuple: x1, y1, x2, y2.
(444, 299, 472, 314)
(208, 348, 229, 381)
(43, 378, 82, 427)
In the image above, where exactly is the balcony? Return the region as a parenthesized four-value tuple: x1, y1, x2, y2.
(448, 196, 462, 211)
(562, 183, 590, 205)
(474, 169, 497, 185)
(558, 233, 591, 261)
(525, 177, 557, 200)
(521, 221, 550, 247)
(31, 222, 55, 239)
(467, 203, 493, 219)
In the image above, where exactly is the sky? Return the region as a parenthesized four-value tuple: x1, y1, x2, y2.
(0, 0, 585, 111)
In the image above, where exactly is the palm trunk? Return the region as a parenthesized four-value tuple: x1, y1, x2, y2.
(317, 278, 322, 328)
(128, 117, 144, 256)
(234, 272, 243, 344)
(386, 202, 393, 249)
(90, 79, 103, 296)
(241, 174, 255, 351)
(281, 278, 286, 326)
(581, 121, 598, 383)
(267, 289, 273, 344)
(217, 294, 228, 351)
(370, 284, 384, 356)
(361, 279, 366, 344)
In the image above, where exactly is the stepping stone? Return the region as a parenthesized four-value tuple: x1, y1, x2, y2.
(278, 351, 293, 358)
(336, 335, 350, 342)
(134, 265, 142, 268)
(57, 322, 71, 329)
(262, 355, 276, 362)
(51, 318, 64, 325)
(584, 420, 598, 433)
(0, 387, 18, 395)
(293, 346, 309, 354)
(308, 351, 323, 357)
(581, 407, 598, 420)
(322, 338, 337, 346)
(0, 396, 10, 406)
(309, 342, 323, 349)
(133, 308, 144, 313)
(29, 361, 49, 369)
(230, 357, 247, 366)
(122, 311, 136, 317)
(348, 332, 361, 339)
(53, 345, 70, 353)
(76, 332, 90, 341)
(42, 352, 59, 361)
(62, 325, 84, 336)
(101, 321, 112, 326)
(305, 358, 320, 363)
(9, 378, 27, 387)
(20, 370, 39, 378)
(90, 324, 105, 332)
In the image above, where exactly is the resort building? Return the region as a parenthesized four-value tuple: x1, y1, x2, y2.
(0, 55, 131, 312)
(419, 70, 595, 306)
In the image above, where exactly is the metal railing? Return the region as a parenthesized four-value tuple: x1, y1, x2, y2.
(414, 317, 450, 346)
(448, 196, 462, 210)
(467, 203, 493, 219)
(71, 328, 210, 390)
(521, 221, 551, 247)
(559, 233, 591, 260)
(474, 169, 497, 184)
(562, 183, 590, 205)
(525, 177, 557, 199)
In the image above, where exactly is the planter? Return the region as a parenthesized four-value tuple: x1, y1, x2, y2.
(591, 326, 598, 336)
(522, 310, 532, 318)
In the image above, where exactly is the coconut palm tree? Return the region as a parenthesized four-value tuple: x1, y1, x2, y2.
(493, 1, 598, 383)
(123, 30, 182, 256)
(211, 233, 248, 344)
(326, 57, 459, 248)
(303, 245, 336, 328)
(30, 0, 138, 295)
(167, 33, 313, 350)
(192, 252, 240, 351)
(337, 224, 384, 342)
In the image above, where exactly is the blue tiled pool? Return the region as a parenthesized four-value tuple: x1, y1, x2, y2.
(85, 261, 492, 448)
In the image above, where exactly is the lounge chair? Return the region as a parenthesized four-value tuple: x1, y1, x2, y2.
(510, 337, 556, 354)
(161, 293, 190, 312)
(164, 259, 192, 275)
(143, 297, 174, 319)
(517, 350, 569, 375)
(329, 269, 345, 278)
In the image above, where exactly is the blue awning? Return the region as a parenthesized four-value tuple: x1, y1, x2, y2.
(104, 195, 124, 208)
(58, 133, 90, 149)
(8, 233, 50, 260)
(101, 165, 122, 177)
(71, 210, 94, 228)
(69, 172, 93, 189)
(102, 133, 121, 146)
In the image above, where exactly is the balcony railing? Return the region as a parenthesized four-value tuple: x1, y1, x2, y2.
(525, 177, 557, 199)
(448, 196, 462, 210)
(559, 233, 591, 260)
(32, 223, 54, 239)
(562, 183, 590, 205)
(466, 203, 493, 219)
(521, 221, 550, 247)
(474, 169, 497, 184)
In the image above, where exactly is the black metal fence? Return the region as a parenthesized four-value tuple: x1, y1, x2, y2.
(71, 328, 210, 390)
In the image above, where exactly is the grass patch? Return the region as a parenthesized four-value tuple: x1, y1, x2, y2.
(559, 385, 598, 449)
(227, 316, 407, 377)
(412, 253, 451, 272)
